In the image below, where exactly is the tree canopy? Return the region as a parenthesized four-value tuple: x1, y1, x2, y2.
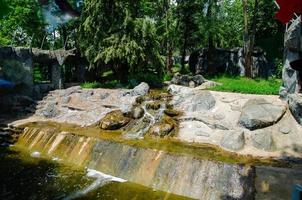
(0, 0, 285, 81)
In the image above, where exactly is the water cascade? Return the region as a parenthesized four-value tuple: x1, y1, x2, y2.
(15, 126, 256, 199)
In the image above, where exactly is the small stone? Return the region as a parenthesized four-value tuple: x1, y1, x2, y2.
(279, 126, 291, 134)
(132, 107, 145, 119)
(61, 96, 71, 104)
(146, 102, 161, 110)
(100, 93, 110, 100)
(149, 123, 174, 137)
(189, 81, 196, 88)
(100, 110, 131, 130)
(164, 109, 181, 117)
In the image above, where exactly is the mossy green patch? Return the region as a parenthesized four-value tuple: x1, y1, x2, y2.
(19, 121, 289, 168)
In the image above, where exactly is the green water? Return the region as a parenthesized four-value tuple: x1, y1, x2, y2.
(0, 146, 192, 200)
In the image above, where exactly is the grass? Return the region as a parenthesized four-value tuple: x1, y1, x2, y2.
(209, 76, 282, 95)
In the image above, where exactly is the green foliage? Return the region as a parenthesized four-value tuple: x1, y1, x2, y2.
(80, 80, 121, 89)
(210, 76, 282, 95)
(274, 58, 283, 79)
(78, 0, 164, 81)
(33, 65, 43, 84)
(0, 0, 45, 47)
(163, 74, 173, 82)
(80, 81, 102, 89)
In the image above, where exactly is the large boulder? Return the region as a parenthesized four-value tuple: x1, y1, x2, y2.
(100, 110, 131, 130)
(288, 94, 302, 125)
(239, 99, 286, 130)
(220, 130, 245, 151)
(280, 18, 302, 96)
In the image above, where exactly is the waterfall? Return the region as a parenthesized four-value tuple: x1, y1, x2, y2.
(124, 100, 167, 139)
(15, 125, 255, 199)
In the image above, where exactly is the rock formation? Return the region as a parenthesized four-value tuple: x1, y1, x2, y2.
(189, 47, 271, 78)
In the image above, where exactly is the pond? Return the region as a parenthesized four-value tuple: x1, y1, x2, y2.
(0, 146, 192, 200)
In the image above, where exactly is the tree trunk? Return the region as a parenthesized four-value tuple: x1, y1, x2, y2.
(181, 30, 188, 71)
(165, 0, 173, 75)
(206, 0, 217, 76)
(242, 0, 258, 78)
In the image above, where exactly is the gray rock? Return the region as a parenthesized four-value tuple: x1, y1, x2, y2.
(131, 82, 150, 96)
(100, 110, 131, 130)
(288, 94, 302, 125)
(220, 130, 245, 151)
(100, 93, 110, 100)
(60, 86, 81, 97)
(170, 73, 205, 87)
(279, 126, 291, 134)
(81, 90, 94, 98)
(132, 107, 145, 119)
(193, 75, 206, 85)
(40, 102, 60, 118)
(61, 96, 71, 104)
(189, 47, 271, 78)
(251, 130, 274, 151)
(239, 99, 286, 130)
(149, 123, 174, 137)
(280, 18, 301, 95)
(188, 91, 216, 111)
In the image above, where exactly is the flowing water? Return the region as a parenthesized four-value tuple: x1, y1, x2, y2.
(0, 145, 192, 200)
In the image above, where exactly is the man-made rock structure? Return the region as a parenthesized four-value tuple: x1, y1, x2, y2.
(9, 82, 302, 199)
(0, 46, 86, 98)
(189, 47, 271, 78)
(280, 18, 302, 97)
(15, 82, 302, 158)
(34, 83, 150, 126)
(16, 127, 256, 200)
(167, 85, 302, 158)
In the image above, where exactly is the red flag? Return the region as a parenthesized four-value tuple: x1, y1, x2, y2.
(276, 0, 302, 24)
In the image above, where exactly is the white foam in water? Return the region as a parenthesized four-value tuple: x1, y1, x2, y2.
(63, 169, 126, 200)
(31, 151, 41, 158)
(86, 169, 126, 183)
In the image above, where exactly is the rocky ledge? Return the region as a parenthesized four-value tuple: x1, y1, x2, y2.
(13, 82, 302, 159)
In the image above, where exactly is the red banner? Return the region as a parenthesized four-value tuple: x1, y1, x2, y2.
(276, 0, 302, 24)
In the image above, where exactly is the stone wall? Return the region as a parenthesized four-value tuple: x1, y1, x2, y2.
(189, 47, 272, 78)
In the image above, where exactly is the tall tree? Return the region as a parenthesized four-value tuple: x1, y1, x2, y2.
(78, 0, 164, 82)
